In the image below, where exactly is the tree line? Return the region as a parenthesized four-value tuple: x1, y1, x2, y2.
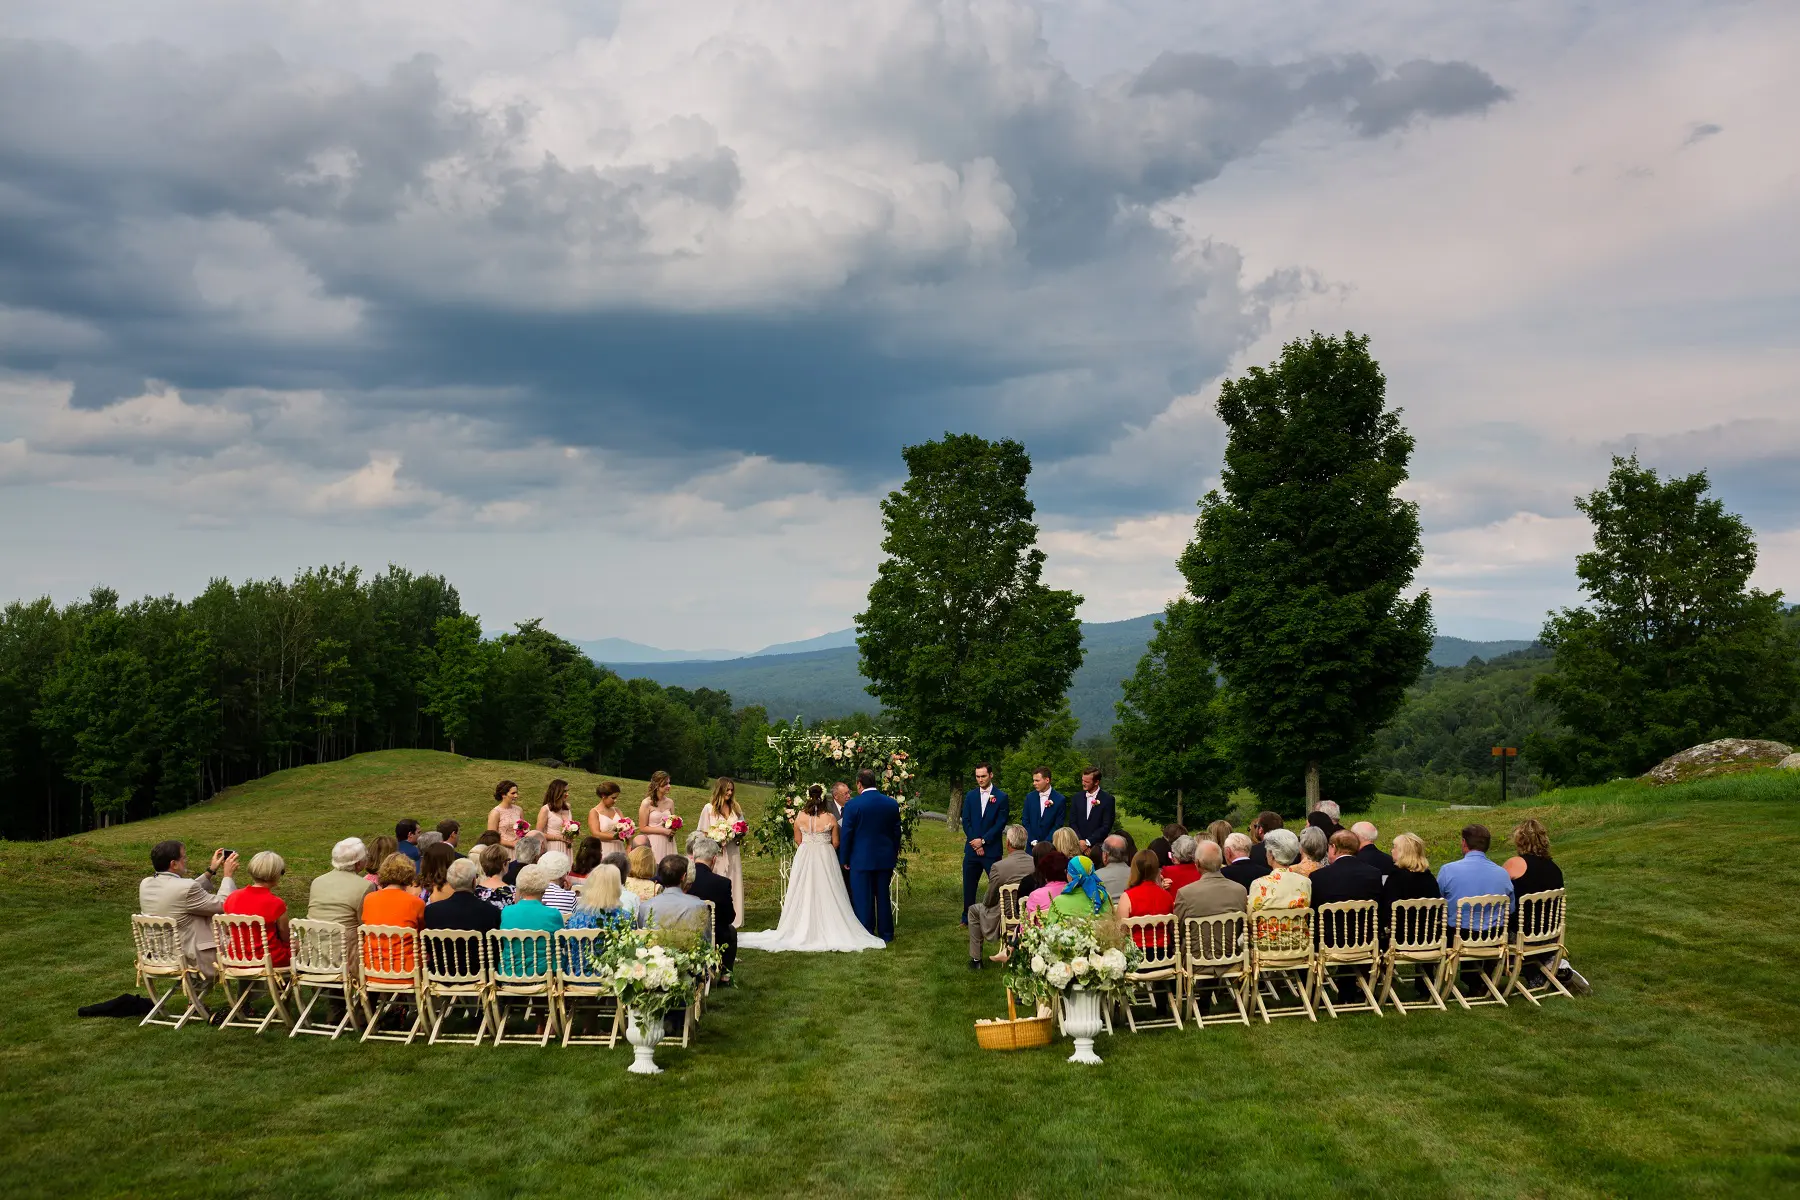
(0, 566, 775, 840)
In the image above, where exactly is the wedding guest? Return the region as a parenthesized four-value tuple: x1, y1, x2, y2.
(1117, 850, 1175, 922)
(1437, 824, 1514, 936)
(1095, 835, 1132, 899)
(1248, 811, 1284, 869)
(1310, 830, 1383, 912)
(1247, 829, 1310, 913)
(1020, 767, 1066, 853)
(1174, 841, 1247, 922)
(569, 837, 606, 889)
(424, 858, 501, 934)
(959, 761, 1009, 927)
(638, 771, 680, 861)
(436, 819, 463, 857)
(1307, 800, 1343, 838)
(624, 846, 661, 902)
(1161, 835, 1202, 893)
(1052, 827, 1082, 859)
(1147, 823, 1186, 868)
(587, 781, 631, 854)
(601, 851, 633, 889)
(686, 835, 738, 980)
(1380, 833, 1441, 934)
(537, 850, 579, 917)
(473, 829, 503, 854)
(698, 776, 746, 929)
(1221, 832, 1268, 890)
(1352, 821, 1395, 876)
(504, 832, 545, 886)
(498, 866, 563, 974)
(363, 836, 397, 884)
(308, 837, 374, 942)
(395, 819, 422, 865)
(569, 863, 638, 929)
(1205, 819, 1233, 851)
(1502, 818, 1565, 898)
(416, 831, 443, 857)
(1023, 848, 1069, 916)
(139, 841, 238, 1002)
(967, 825, 1035, 969)
(474, 843, 515, 908)
(417, 841, 458, 903)
(637, 856, 707, 931)
(222, 851, 292, 967)
(487, 780, 525, 851)
(1069, 768, 1116, 859)
(1049, 855, 1114, 919)
(1294, 825, 1330, 877)
(361, 854, 426, 975)
(536, 778, 580, 852)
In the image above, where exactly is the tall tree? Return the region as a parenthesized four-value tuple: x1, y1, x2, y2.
(422, 614, 486, 755)
(857, 434, 1084, 811)
(1112, 599, 1228, 826)
(1180, 332, 1432, 813)
(997, 701, 1087, 804)
(1531, 456, 1800, 782)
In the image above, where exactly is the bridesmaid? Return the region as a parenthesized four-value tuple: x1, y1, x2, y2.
(536, 778, 579, 852)
(486, 780, 523, 851)
(698, 776, 745, 929)
(587, 781, 630, 855)
(637, 771, 678, 863)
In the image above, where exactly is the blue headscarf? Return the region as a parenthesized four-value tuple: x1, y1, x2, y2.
(1062, 855, 1106, 914)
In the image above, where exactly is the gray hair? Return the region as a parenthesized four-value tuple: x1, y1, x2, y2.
(330, 837, 366, 871)
(514, 832, 545, 865)
(1103, 834, 1130, 865)
(1196, 840, 1223, 871)
(1003, 824, 1028, 851)
(1263, 828, 1302, 867)
(688, 834, 722, 863)
(1223, 832, 1252, 860)
(447, 858, 479, 891)
(416, 830, 444, 851)
(538, 850, 572, 883)
(1299, 825, 1329, 861)
(249, 850, 285, 884)
(514, 864, 549, 896)
(1315, 800, 1341, 820)
(1351, 821, 1379, 844)
(1170, 834, 1197, 864)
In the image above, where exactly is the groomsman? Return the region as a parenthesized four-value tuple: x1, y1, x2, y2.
(1068, 767, 1116, 860)
(1020, 767, 1066, 852)
(959, 762, 1009, 925)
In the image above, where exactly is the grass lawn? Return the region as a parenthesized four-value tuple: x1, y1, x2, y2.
(3, 750, 1799, 1198)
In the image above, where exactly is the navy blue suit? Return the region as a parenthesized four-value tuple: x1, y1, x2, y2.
(1068, 789, 1116, 855)
(1020, 788, 1067, 851)
(960, 787, 1010, 919)
(839, 788, 902, 942)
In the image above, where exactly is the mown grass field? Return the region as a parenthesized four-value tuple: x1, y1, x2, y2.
(3, 750, 1798, 1198)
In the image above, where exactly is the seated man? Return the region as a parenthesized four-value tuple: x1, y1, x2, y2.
(1161, 835, 1202, 893)
(424, 858, 502, 934)
(436, 818, 465, 859)
(308, 837, 375, 945)
(1221, 832, 1269, 889)
(1309, 830, 1384, 947)
(139, 839, 240, 1007)
(1247, 811, 1284, 869)
(637, 855, 708, 932)
(966, 824, 1035, 969)
(1351, 821, 1395, 877)
(395, 819, 422, 865)
(1094, 835, 1132, 900)
(1173, 840, 1247, 921)
(685, 835, 738, 980)
(1436, 823, 1515, 937)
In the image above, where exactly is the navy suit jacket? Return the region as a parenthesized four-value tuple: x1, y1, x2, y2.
(1020, 788, 1067, 847)
(1068, 789, 1116, 848)
(960, 787, 1010, 863)
(840, 789, 902, 872)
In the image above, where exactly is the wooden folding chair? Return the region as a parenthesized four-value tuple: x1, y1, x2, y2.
(1380, 898, 1448, 1015)
(1181, 913, 1251, 1027)
(1447, 895, 1513, 1009)
(487, 929, 558, 1046)
(1118, 914, 1183, 1032)
(358, 924, 425, 1043)
(1507, 889, 1573, 1005)
(997, 883, 1024, 950)
(131, 914, 205, 1030)
(212, 913, 293, 1034)
(555, 928, 622, 1048)
(420, 930, 491, 1045)
(1312, 900, 1383, 1018)
(1249, 908, 1316, 1022)
(288, 919, 362, 1038)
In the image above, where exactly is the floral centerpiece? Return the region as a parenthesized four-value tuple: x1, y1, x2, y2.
(1003, 912, 1143, 1065)
(588, 924, 721, 1074)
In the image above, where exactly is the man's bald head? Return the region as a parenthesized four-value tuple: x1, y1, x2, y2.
(1352, 821, 1378, 847)
(1195, 840, 1223, 872)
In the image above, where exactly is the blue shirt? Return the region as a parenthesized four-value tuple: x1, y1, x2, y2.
(397, 841, 421, 865)
(1436, 851, 1514, 932)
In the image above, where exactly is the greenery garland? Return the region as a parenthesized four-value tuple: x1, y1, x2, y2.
(753, 724, 918, 873)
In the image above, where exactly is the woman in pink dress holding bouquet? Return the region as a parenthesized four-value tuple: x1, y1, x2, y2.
(587, 780, 634, 854)
(637, 771, 681, 863)
(536, 778, 580, 851)
(699, 776, 747, 928)
(486, 780, 524, 851)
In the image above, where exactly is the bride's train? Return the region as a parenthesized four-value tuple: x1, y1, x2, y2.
(739, 830, 885, 953)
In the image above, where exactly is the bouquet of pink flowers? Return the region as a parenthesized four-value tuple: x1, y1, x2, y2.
(513, 819, 531, 839)
(731, 819, 748, 841)
(667, 815, 684, 832)
(614, 816, 637, 842)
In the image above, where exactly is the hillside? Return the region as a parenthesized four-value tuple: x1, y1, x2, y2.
(6, 749, 1800, 1196)
(608, 616, 1539, 735)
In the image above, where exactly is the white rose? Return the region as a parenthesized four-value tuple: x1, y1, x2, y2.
(1031, 955, 1047, 975)
(1071, 956, 1091, 976)
(1045, 962, 1073, 989)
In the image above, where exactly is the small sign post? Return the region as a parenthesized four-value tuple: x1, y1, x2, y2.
(1491, 746, 1518, 804)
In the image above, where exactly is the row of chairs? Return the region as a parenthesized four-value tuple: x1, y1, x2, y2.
(999, 886, 1572, 1031)
(130, 907, 720, 1049)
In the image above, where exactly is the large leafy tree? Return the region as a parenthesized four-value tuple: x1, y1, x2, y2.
(1531, 456, 1800, 782)
(1112, 599, 1229, 826)
(857, 434, 1084, 811)
(1180, 332, 1433, 813)
(423, 614, 488, 755)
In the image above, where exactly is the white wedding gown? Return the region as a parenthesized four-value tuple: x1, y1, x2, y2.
(740, 827, 886, 953)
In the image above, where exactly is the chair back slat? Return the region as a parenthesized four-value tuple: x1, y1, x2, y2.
(998, 883, 1023, 925)
(1182, 913, 1247, 968)
(132, 914, 185, 969)
(290, 919, 352, 975)
(1454, 895, 1513, 950)
(555, 928, 609, 980)
(359, 924, 419, 981)
(1316, 900, 1379, 955)
(213, 913, 274, 970)
(1123, 914, 1180, 968)
(1516, 889, 1566, 944)
(1388, 898, 1446, 952)
(488, 929, 555, 985)
(420, 929, 488, 985)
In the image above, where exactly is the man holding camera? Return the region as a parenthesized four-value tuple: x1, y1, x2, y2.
(139, 840, 241, 1007)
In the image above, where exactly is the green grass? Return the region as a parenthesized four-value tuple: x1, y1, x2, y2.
(4, 751, 1799, 1198)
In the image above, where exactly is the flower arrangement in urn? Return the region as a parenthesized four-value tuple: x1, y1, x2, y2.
(1003, 911, 1143, 1009)
(589, 924, 720, 1075)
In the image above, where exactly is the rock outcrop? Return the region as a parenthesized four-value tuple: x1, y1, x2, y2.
(1641, 739, 1795, 786)
(1779, 753, 1800, 772)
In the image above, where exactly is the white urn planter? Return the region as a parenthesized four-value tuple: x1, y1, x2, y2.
(625, 1008, 665, 1075)
(1060, 988, 1105, 1065)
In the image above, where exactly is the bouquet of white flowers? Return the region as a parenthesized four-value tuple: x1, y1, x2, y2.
(1004, 912, 1143, 1008)
(588, 925, 720, 1019)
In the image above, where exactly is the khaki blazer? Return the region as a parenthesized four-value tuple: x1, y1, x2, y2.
(139, 870, 237, 974)
(1173, 872, 1248, 922)
(308, 869, 376, 941)
(981, 850, 1037, 908)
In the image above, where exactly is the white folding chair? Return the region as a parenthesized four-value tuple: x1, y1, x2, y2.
(288, 919, 362, 1039)
(1507, 889, 1573, 1005)
(1448, 895, 1513, 1009)
(1312, 900, 1383, 1018)
(358, 924, 425, 1043)
(555, 927, 622, 1048)
(131, 914, 205, 1030)
(212, 913, 293, 1034)
(1119, 914, 1183, 1032)
(487, 929, 558, 1046)
(420, 929, 491, 1045)
(1181, 913, 1251, 1028)
(1380, 898, 1448, 1015)
(1249, 908, 1317, 1022)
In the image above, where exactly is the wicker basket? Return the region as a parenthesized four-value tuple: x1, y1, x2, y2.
(975, 990, 1054, 1051)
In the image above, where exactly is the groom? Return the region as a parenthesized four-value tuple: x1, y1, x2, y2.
(839, 768, 901, 943)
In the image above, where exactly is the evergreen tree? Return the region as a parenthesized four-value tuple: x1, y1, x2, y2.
(1179, 332, 1432, 814)
(1112, 599, 1228, 825)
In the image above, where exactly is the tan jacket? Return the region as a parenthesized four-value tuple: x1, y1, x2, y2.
(139, 870, 236, 967)
(308, 869, 375, 939)
(981, 850, 1037, 908)
(1174, 871, 1248, 922)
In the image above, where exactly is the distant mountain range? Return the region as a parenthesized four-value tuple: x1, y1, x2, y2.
(599, 617, 1536, 737)
(573, 627, 858, 664)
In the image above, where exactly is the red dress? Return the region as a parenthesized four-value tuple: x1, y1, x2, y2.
(222, 884, 290, 967)
(1161, 863, 1201, 893)
(1122, 881, 1176, 951)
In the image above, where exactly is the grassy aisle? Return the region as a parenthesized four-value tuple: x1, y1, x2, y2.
(2, 751, 1798, 1198)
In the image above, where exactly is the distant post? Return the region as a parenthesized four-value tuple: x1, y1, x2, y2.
(1491, 746, 1518, 803)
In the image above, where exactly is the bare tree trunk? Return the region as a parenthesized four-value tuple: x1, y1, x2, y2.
(1305, 759, 1321, 811)
(946, 782, 961, 833)
(1176, 786, 1184, 828)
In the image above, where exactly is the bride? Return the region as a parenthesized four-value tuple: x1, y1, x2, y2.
(740, 784, 885, 953)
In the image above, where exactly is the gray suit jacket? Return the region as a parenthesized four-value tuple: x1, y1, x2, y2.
(981, 850, 1037, 908)
(139, 871, 236, 967)
(1174, 872, 1249, 922)
(1095, 862, 1131, 900)
(637, 889, 708, 932)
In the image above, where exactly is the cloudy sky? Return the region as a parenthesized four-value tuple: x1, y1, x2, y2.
(1, 0, 1795, 649)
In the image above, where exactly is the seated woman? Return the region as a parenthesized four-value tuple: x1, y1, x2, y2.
(474, 843, 515, 908)
(1051, 827, 1081, 858)
(1293, 825, 1329, 878)
(1048, 856, 1114, 919)
(1206, 819, 1233, 851)
(361, 853, 427, 974)
(1147, 823, 1186, 868)
(222, 850, 292, 967)
(623, 845, 661, 902)
(1159, 835, 1201, 893)
(1023, 848, 1069, 916)
(1117, 850, 1175, 923)
(1379, 832, 1441, 934)
(416, 841, 458, 904)
(362, 835, 398, 885)
(1247, 829, 1311, 912)
(568, 836, 606, 889)
(568, 864, 637, 933)
(1503, 818, 1564, 898)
